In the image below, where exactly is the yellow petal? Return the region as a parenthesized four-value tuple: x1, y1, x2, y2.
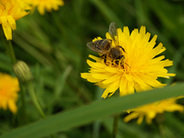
(137, 115, 144, 124)
(8, 100, 17, 113)
(1, 17, 12, 40)
(123, 26, 130, 36)
(92, 37, 102, 42)
(101, 81, 119, 98)
(140, 26, 146, 35)
(81, 73, 101, 83)
(124, 112, 139, 122)
(89, 55, 101, 62)
(7, 16, 16, 30)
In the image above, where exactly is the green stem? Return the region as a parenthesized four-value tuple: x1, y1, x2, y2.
(159, 123, 165, 138)
(112, 114, 120, 138)
(18, 81, 27, 123)
(7, 41, 16, 64)
(27, 82, 45, 118)
(6, 40, 27, 122)
(6, 40, 28, 123)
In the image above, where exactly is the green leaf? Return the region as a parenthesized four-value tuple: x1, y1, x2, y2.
(1, 83, 184, 138)
(90, 0, 122, 25)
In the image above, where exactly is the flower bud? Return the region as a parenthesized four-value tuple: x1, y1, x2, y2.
(13, 61, 32, 82)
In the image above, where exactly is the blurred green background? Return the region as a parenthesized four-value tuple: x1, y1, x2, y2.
(0, 0, 184, 137)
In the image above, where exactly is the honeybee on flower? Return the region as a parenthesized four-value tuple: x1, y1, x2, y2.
(81, 23, 175, 98)
(87, 23, 126, 67)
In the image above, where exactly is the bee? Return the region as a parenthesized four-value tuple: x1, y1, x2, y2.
(87, 22, 125, 65)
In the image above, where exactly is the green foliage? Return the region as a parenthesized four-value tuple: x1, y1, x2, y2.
(1, 84, 184, 138)
(0, 0, 184, 138)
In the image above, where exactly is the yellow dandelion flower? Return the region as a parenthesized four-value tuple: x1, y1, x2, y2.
(81, 25, 175, 98)
(30, 0, 64, 15)
(0, 0, 30, 40)
(0, 73, 20, 113)
(124, 97, 184, 124)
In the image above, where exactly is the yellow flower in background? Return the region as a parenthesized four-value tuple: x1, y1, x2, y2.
(124, 97, 184, 124)
(0, 73, 20, 113)
(81, 26, 175, 98)
(0, 0, 30, 40)
(30, 0, 64, 15)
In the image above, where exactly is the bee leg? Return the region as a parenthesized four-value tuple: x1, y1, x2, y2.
(102, 54, 107, 64)
(100, 54, 105, 58)
(120, 55, 124, 59)
(104, 57, 107, 64)
(116, 55, 124, 60)
(111, 59, 115, 65)
(115, 60, 119, 65)
(117, 45, 125, 52)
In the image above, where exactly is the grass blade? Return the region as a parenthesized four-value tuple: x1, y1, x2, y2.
(1, 83, 184, 138)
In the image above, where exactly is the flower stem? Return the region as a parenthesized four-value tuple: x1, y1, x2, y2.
(5, 40, 27, 121)
(7, 41, 16, 64)
(6, 40, 46, 119)
(27, 82, 45, 118)
(112, 114, 120, 138)
(19, 82, 26, 122)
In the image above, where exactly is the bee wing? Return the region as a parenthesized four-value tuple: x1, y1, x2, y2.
(108, 22, 123, 48)
(87, 42, 95, 51)
(87, 41, 107, 54)
(108, 22, 117, 40)
(87, 42, 101, 52)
